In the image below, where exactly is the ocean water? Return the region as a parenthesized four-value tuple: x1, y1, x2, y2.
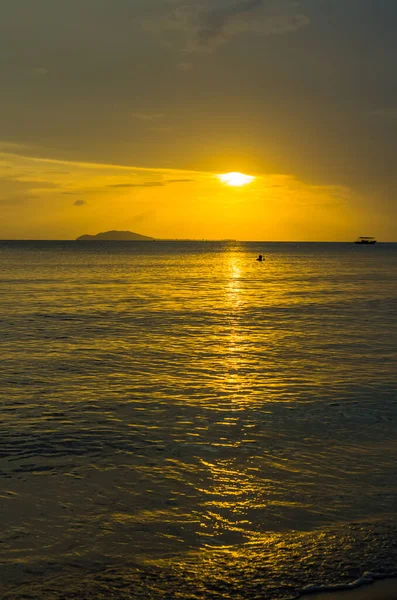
(1, 241, 397, 599)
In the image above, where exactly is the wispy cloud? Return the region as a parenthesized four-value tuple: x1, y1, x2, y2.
(0, 150, 204, 176)
(0, 177, 59, 191)
(0, 177, 58, 207)
(108, 182, 164, 188)
(108, 179, 195, 188)
(166, 179, 195, 183)
(144, 0, 310, 52)
(196, 0, 263, 46)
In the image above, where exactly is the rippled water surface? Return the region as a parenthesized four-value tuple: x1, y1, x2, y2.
(1, 241, 397, 599)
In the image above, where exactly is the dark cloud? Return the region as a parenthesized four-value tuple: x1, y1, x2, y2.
(143, 0, 309, 52)
(180, 0, 310, 50)
(196, 0, 263, 45)
(108, 179, 194, 188)
(73, 199, 86, 206)
(166, 179, 195, 183)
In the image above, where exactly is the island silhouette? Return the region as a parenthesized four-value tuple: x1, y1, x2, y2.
(76, 230, 154, 241)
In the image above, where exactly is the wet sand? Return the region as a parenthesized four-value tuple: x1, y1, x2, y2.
(307, 579, 397, 600)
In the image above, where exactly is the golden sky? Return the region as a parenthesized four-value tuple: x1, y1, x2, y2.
(1, 1, 397, 240)
(0, 148, 385, 240)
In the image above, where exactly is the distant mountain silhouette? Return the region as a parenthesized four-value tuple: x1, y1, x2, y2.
(76, 230, 154, 241)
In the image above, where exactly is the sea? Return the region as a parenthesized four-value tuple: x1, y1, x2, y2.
(1, 241, 397, 599)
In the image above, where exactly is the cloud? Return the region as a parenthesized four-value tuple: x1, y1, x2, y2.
(166, 178, 195, 183)
(108, 182, 164, 188)
(196, 0, 310, 50)
(145, 0, 310, 52)
(196, 0, 262, 46)
(0, 150, 204, 177)
(73, 199, 86, 206)
(108, 179, 194, 188)
(0, 177, 59, 191)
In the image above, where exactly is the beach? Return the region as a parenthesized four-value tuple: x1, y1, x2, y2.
(307, 578, 397, 600)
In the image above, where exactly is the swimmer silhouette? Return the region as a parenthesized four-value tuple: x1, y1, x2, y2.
(256, 254, 264, 262)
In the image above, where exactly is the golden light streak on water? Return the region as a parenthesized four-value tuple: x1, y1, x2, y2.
(1, 241, 397, 599)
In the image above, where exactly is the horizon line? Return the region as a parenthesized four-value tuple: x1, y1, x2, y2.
(0, 238, 391, 243)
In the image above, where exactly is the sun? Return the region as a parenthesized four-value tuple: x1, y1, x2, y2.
(217, 172, 255, 186)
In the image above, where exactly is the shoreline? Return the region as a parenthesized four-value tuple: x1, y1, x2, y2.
(301, 577, 397, 600)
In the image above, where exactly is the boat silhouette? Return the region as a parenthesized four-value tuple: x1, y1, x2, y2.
(354, 236, 376, 245)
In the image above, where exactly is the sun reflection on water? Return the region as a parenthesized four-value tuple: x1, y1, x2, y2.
(224, 253, 247, 395)
(2, 242, 397, 598)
